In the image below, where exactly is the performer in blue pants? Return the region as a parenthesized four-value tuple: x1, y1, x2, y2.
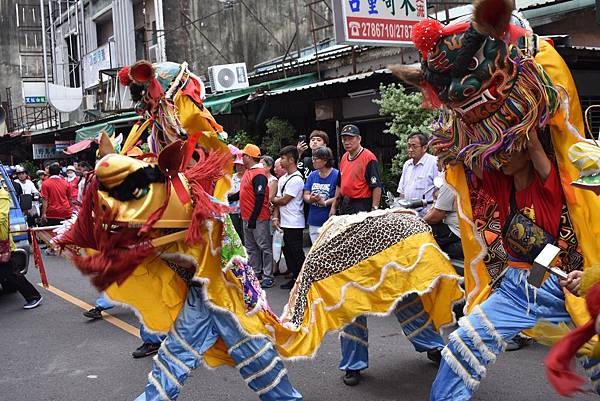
(134, 284, 303, 401)
(340, 293, 446, 386)
(85, 293, 165, 358)
(431, 268, 600, 400)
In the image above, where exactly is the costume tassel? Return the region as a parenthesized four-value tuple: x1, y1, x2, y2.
(71, 213, 155, 291)
(55, 176, 99, 250)
(184, 150, 231, 244)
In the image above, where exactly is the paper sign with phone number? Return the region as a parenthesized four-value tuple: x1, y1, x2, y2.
(333, 0, 426, 46)
(347, 16, 417, 41)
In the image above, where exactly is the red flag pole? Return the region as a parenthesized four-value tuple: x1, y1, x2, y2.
(30, 228, 49, 288)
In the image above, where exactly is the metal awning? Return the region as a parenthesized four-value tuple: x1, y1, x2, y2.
(260, 69, 391, 97)
(203, 73, 318, 114)
(74, 112, 141, 142)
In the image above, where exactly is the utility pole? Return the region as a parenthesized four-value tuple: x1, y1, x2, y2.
(40, 0, 50, 102)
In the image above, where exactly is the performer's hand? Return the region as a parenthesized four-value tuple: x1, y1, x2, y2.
(526, 129, 541, 148)
(329, 206, 336, 217)
(559, 270, 582, 296)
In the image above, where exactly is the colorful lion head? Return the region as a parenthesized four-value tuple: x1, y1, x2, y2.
(391, 0, 560, 169)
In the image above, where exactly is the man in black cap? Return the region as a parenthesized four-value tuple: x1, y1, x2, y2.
(331, 124, 445, 387)
(330, 124, 381, 216)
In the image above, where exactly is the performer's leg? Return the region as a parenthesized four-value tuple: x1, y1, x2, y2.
(134, 286, 220, 401)
(431, 269, 571, 401)
(582, 358, 600, 395)
(94, 293, 114, 311)
(339, 315, 369, 371)
(140, 324, 166, 344)
(393, 293, 445, 353)
(212, 309, 303, 401)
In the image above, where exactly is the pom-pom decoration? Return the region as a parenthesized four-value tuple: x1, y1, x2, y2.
(412, 19, 444, 59)
(118, 67, 132, 87)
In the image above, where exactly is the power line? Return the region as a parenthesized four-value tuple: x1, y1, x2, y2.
(180, 12, 232, 64)
(152, 9, 224, 43)
(239, 0, 286, 52)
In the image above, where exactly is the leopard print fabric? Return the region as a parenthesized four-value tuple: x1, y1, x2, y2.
(288, 212, 432, 328)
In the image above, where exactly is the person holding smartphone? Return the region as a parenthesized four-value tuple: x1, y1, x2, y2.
(296, 130, 330, 177)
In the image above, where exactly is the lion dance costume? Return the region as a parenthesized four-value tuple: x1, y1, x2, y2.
(55, 60, 463, 400)
(544, 141, 600, 396)
(391, 0, 600, 399)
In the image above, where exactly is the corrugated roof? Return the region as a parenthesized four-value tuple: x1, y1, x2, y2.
(261, 69, 391, 97)
(434, 0, 594, 25)
(204, 73, 318, 114)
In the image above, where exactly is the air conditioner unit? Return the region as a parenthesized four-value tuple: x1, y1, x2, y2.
(148, 44, 159, 63)
(207, 63, 249, 92)
(83, 94, 97, 111)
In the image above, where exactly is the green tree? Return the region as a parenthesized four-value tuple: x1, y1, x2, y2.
(227, 129, 253, 149)
(261, 117, 296, 157)
(20, 160, 38, 177)
(373, 83, 436, 179)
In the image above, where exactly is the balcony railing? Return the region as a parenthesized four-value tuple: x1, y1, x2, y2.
(10, 104, 59, 132)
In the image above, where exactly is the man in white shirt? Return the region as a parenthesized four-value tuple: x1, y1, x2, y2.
(15, 166, 39, 224)
(423, 176, 463, 263)
(15, 166, 39, 195)
(272, 145, 306, 290)
(397, 133, 439, 215)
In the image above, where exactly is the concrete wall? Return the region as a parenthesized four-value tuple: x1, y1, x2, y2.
(163, 0, 328, 76)
(0, 0, 28, 107)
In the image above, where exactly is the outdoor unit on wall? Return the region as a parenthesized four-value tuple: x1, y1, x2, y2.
(83, 94, 97, 111)
(207, 63, 249, 92)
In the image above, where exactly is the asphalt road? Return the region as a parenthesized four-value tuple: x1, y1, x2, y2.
(0, 255, 590, 401)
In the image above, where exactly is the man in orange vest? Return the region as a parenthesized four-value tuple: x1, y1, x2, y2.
(239, 144, 274, 288)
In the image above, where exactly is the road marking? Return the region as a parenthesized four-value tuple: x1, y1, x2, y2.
(38, 284, 140, 338)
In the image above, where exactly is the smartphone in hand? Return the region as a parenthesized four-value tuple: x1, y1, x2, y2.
(298, 135, 307, 144)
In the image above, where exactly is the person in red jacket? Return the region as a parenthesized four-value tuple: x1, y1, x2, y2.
(237, 144, 273, 288)
(40, 164, 72, 226)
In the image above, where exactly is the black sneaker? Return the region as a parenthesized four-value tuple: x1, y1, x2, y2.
(83, 307, 103, 319)
(343, 369, 361, 386)
(427, 348, 443, 366)
(132, 342, 161, 359)
(506, 333, 532, 351)
(280, 279, 295, 290)
(23, 297, 43, 310)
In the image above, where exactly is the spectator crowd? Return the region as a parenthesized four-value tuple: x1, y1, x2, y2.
(225, 125, 459, 293)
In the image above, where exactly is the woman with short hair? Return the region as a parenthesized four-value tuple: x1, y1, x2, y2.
(303, 147, 339, 243)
